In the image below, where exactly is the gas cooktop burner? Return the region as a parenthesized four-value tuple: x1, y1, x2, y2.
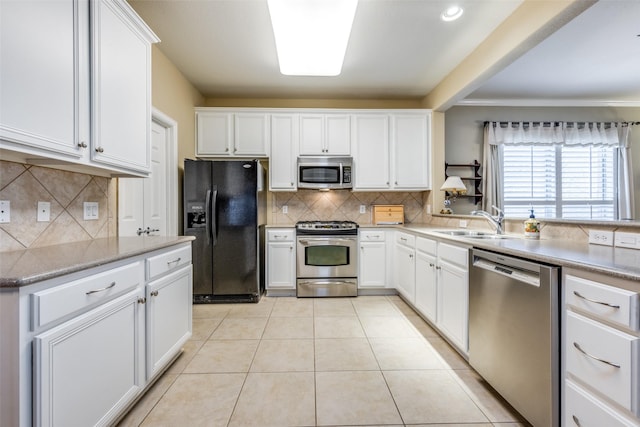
(295, 220, 359, 235)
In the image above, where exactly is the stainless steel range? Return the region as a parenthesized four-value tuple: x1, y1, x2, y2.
(296, 220, 358, 297)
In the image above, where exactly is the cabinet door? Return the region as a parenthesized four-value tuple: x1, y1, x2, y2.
(438, 260, 468, 353)
(147, 265, 193, 379)
(352, 115, 390, 189)
(395, 243, 415, 303)
(33, 289, 145, 427)
(0, 0, 84, 158)
(270, 114, 298, 191)
(234, 113, 269, 156)
(359, 241, 387, 288)
(91, 0, 155, 173)
(391, 113, 431, 189)
(197, 111, 233, 155)
(415, 251, 437, 323)
(325, 114, 351, 155)
(299, 114, 324, 154)
(267, 241, 296, 289)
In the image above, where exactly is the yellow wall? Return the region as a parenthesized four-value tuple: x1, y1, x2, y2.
(204, 97, 422, 109)
(150, 45, 204, 171)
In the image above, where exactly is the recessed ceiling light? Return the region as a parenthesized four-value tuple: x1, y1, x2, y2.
(441, 5, 464, 22)
(268, 0, 358, 76)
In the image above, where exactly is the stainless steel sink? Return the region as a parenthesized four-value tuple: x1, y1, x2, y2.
(432, 230, 515, 239)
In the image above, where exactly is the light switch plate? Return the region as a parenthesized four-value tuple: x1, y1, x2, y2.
(360, 205, 366, 214)
(83, 202, 99, 220)
(615, 231, 640, 249)
(282, 205, 288, 214)
(0, 200, 10, 223)
(37, 201, 51, 222)
(588, 230, 614, 246)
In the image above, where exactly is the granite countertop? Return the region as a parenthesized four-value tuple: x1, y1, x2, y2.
(0, 236, 195, 288)
(402, 224, 640, 282)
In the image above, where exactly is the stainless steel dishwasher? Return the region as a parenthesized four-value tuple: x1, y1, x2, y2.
(469, 248, 560, 427)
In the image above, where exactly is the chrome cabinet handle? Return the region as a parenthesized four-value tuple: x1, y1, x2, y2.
(573, 342, 621, 368)
(150, 290, 159, 297)
(137, 227, 145, 236)
(137, 297, 146, 304)
(429, 263, 435, 267)
(77, 142, 87, 148)
(435, 266, 441, 270)
(572, 415, 581, 426)
(86, 281, 116, 295)
(167, 257, 181, 266)
(573, 291, 620, 309)
(95, 146, 104, 153)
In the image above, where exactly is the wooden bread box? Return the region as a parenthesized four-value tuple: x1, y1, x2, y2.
(372, 205, 404, 225)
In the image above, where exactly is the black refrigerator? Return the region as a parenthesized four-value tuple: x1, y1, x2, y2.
(183, 159, 266, 303)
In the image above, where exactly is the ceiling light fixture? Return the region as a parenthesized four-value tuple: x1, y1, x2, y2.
(267, 0, 358, 76)
(440, 5, 464, 22)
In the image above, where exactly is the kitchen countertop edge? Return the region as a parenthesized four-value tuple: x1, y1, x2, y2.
(0, 236, 195, 288)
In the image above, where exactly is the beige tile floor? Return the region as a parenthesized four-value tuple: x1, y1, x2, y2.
(117, 295, 529, 427)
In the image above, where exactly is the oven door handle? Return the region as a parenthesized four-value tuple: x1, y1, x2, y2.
(298, 280, 356, 286)
(298, 238, 355, 246)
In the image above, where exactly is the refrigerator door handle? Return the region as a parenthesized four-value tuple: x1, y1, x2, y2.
(211, 188, 218, 246)
(205, 189, 212, 245)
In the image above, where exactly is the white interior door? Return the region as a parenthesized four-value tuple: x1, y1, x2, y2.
(118, 109, 177, 237)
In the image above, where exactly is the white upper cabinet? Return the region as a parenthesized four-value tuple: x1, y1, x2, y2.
(0, 0, 158, 177)
(195, 109, 269, 157)
(299, 113, 350, 155)
(352, 114, 391, 189)
(90, 0, 158, 173)
(0, 0, 86, 159)
(352, 111, 431, 191)
(391, 113, 431, 189)
(270, 114, 299, 191)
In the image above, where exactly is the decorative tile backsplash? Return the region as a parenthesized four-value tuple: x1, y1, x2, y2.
(271, 190, 429, 224)
(0, 160, 116, 252)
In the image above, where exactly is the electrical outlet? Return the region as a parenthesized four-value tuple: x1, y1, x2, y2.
(0, 200, 10, 223)
(588, 230, 614, 246)
(459, 220, 468, 228)
(359, 205, 366, 214)
(426, 204, 431, 214)
(615, 231, 640, 250)
(37, 201, 51, 222)
(83, 202, 99, 220)
(282, 205, 288, 214)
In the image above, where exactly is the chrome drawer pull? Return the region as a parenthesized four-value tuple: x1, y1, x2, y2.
(573, 291, 620, 309)
(167, 257, 182, 266)
(573, 342, 621, 369)
(572, 415, 581, 426)
(86, 281, 116, 295)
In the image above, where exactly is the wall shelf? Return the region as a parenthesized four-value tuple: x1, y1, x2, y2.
(445, 160, 482, 205)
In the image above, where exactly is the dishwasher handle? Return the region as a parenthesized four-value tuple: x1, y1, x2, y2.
(472, 257, 541, 287)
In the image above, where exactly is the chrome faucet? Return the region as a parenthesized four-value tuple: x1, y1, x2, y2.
(471, 205, 505, 235)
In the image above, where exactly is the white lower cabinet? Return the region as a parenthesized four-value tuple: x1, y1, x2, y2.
(358, 229, 388, 289)
(2, 241, 193, 427)
(563, 269, 640, 426)
(415, 237, 437, 324)
(266, 229, 296, 295)
(146, 265, 193, 379)
(34, 288, 145, 427)
(395, 232, 416, 303)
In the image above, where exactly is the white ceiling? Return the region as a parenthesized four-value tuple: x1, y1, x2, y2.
(128, 0, 640, 106)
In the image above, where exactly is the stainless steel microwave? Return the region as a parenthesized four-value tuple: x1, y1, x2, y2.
(297, 156, 353, 190)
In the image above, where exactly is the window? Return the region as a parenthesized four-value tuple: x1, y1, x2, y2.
(502, 144, 617, 220)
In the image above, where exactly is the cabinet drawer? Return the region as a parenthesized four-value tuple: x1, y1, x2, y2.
(360, 230, 385, 242)
(416, 236, 437, 255)
(438, 243, 468, 268)
(566, 274, 639, 331)
(566, 381, 638, 427)
(267, 229, 295, 241)
(373, 205, 404, 225)
(396, 231, 415, 247)
(566, 311, 639, 415)
(147, 244, 192, 281)
(32, 261, 143, 330)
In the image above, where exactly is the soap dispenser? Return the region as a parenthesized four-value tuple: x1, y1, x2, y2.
(524, 209, 540, 239)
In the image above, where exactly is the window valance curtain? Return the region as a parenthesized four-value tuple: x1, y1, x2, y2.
(482, 121, 634, 219)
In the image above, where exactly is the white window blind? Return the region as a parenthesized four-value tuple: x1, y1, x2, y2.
(502, 144, 616, 220)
